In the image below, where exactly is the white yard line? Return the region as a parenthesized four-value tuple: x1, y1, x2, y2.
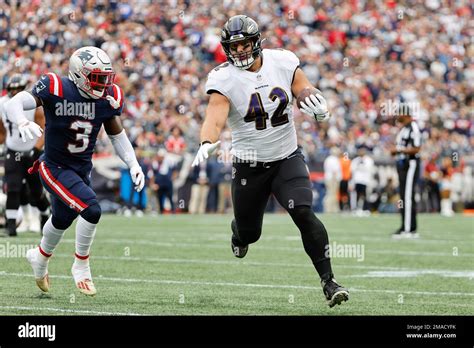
(45, 253, 473, 274)
(347, 269, 474, 279)
(99, 229, 472, 243)
(0, 305, 145, 316)
(11, 238, 473, 257)
(0, 272, 472, 297)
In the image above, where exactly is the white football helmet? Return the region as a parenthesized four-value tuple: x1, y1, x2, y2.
(68, 46, 115, 99)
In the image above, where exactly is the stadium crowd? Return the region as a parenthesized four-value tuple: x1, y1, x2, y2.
(0, 0, 472, 214)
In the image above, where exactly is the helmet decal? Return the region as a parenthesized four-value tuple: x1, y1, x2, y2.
(76, 51, 94, 65)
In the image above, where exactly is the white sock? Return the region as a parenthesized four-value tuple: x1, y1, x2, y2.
(441, 199, 453, 214)
(30, 206, 40, 220)
(6, 209, 18, 220)
(75, 216, 97, 259)
(21, 205, 30, 221)
(40, 217, 66, 256)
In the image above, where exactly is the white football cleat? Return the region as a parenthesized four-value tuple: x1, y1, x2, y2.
(26, 247, 50, 292)
(71, 259, 97, 296)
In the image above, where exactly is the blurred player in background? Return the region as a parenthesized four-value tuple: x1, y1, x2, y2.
(350, 146, 375, 215)
(192, 15, 348, 307)
(0, 74, 50, 237)
(4, 47, 145, 296)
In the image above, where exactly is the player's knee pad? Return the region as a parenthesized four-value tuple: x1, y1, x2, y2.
(52, 214, 75, 230)
(80, 202, 101, 224)
(288, 205, 325, 235)
(237, 226, 262, 245)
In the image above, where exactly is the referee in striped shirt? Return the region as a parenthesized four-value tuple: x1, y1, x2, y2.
(390, 106, 422, 238)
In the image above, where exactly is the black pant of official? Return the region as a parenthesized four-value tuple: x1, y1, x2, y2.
(4, 149, 50, 234)
(397, 159, 420, 232)
(231, 148, 334, 281)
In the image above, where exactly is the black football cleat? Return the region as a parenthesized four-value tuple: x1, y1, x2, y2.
(391, 228, 406, 239)
(6, 219, 17, 237)
(231, 219, 248, 258)
(321, 278, 349, 308)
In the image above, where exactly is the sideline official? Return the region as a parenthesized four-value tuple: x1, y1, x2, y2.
(390, 107, 422, 239)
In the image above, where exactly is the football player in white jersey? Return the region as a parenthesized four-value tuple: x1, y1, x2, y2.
(0, 74, 50, 237)
(192, 15, 348, 307)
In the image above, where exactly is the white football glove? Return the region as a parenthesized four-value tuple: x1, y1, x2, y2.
(299, 94, 331, 122)
(18, 120, 43, 142)
(130, 165, 145, 192)
(192, 141, 220, 167)
(106, 95, 120, 109)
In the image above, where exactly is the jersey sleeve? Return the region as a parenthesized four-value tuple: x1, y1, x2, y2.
(205, 63, 231, 99)
(272, 49, 300, 84)
(31, 72, 65, 104)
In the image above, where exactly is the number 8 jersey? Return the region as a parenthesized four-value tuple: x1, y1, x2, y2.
(205, 49, 299, 162)
(32, 73, 124, 176)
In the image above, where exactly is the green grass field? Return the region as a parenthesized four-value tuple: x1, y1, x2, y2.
(0, 213, 472, 315)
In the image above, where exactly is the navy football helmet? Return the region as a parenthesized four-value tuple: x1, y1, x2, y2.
(221, 15, 262, 70)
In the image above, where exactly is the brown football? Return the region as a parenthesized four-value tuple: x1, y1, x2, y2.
(296, 87, 323, 109)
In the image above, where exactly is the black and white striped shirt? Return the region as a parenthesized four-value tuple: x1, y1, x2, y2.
(395, 121, 421, 161)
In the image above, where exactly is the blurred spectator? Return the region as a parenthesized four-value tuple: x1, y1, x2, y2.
(339, 151, 351, 212)
(440, 156, 455, 217)
(323, 147, 341, 213)
(165, 126, 186, 155)
(189, 160, 210, 214)
(423, 154, 441, 213)
(350, 146, 375, 213)
(150, 149, 176, 214)
(378, 178, 399, 214)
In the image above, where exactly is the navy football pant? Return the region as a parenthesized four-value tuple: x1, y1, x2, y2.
(38, 161, 101, 229)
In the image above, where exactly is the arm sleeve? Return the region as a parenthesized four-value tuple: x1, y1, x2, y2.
(4, 91, 37, 125)
(108, 129, 139, 169)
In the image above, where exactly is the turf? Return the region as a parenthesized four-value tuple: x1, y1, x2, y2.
(0, 213, 472, 315)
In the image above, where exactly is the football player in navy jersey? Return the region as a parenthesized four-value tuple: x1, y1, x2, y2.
(4, 46, 145, 296)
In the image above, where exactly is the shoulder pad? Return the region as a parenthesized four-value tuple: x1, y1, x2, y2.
(45, 72, 64, 97)
(208, 62, 232, 81)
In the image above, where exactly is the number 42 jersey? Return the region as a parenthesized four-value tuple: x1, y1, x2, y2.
(205, 49, 299, 162)
(32, 73, 124, 176)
